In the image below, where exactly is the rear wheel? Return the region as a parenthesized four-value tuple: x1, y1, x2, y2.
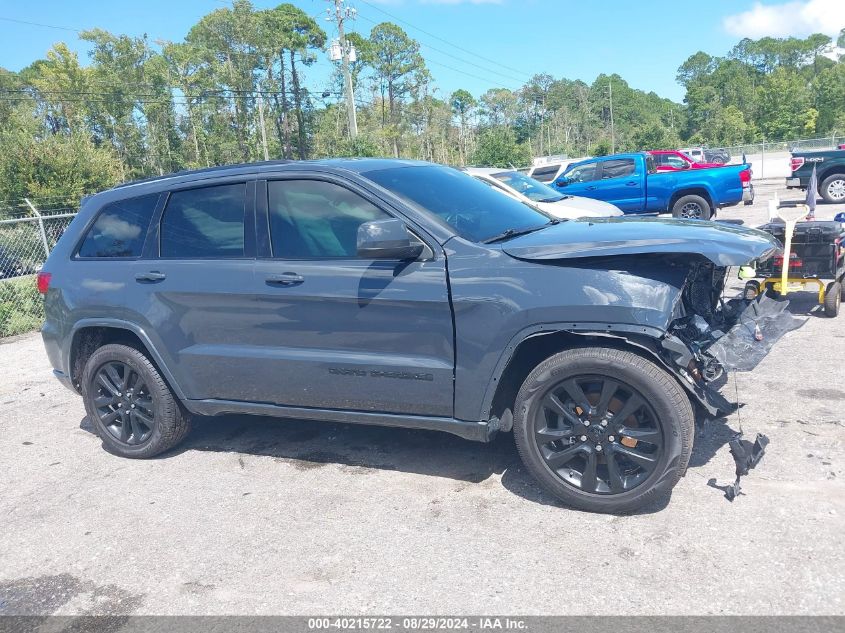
(82, 344, 190, 458)
(820, 174, 845, 204)
(513, 347, 693, 513)
(824, 282, 841, 317)
(672, 194, 712, 220)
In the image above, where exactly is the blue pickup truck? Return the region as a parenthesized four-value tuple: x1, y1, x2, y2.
(554, 153, 754, 220)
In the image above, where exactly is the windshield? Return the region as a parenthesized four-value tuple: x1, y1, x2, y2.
(364, 165, 549, 242)
(493, 171, 565, 202)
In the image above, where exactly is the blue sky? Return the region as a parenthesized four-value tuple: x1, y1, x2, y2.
(1, 0, 843, 103)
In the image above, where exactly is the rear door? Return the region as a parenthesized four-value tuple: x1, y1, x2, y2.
(249, 175, 455, 417)
(128, 178, 259, 402)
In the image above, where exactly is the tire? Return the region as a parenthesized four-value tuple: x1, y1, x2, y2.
(820, 174, 845, 204)
(743, 280, 761, 301)
(672, 194, 712, 220)
(824, 282, 841, 317)
(513, 347, 694, 514)
(82, 343, 191, 458)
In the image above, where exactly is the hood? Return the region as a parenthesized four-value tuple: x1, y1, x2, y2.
(501, 216, 780, 266)
(538, 195, 623, 219)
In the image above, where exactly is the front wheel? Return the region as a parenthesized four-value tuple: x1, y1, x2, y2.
(513, 347, 694, 513)
(672, 194, 712, 220)
(82, 343, 191, 458)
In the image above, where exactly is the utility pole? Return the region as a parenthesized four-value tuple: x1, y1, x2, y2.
(256, 93, 269, 161)
(328, 0, 358, 139)
(608, 77, 615, 154)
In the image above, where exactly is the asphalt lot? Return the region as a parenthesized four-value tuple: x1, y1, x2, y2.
(1, 181, 843, 616)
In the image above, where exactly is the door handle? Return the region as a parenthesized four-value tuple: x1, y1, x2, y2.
(586, 185, 598, 191)
(266, 272, 304, 286)
(134, 271, 166, 282)
(625, 181, 639, 187)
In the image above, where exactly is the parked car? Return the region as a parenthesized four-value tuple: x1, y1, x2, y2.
(786, 148, 845, 203)
(464, 167, 623, 219)
(40, 159, 780, 513)
(0, 246, 25, 279)
(680, 147, 731, 165)
(526, 156, 591, 184)
(553, 153, 754, 219)
(649, 150, 724, 172)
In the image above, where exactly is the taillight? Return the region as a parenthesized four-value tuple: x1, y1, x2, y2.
(739, 168, 751, 183)
(790, 156, 805, 172)
(36, 271, 51, 294)
(773, 253, 802, 269)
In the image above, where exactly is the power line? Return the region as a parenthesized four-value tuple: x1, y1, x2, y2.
(0, 16, 82, 32)
(356, 0, 534, 80)
(354, 12, 525, 88)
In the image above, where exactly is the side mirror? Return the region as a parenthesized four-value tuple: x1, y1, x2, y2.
(555, 176, 570, 187)
(681, 162, 691, 169)
(357, 218, 423, 260)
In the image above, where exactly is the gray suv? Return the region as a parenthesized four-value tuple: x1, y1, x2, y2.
(40, 159, 779, 513)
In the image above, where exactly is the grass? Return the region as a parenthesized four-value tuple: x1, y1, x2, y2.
(0, 275, 44, 338)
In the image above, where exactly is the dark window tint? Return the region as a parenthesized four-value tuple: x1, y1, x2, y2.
(566, 163, 598, 183)
(160, 184, 245, 258)
(268, 180, 390, 258)
(364, 165, 549, 243)
(601, 159, 636, 179)
(77, 194, 159, 258)
(530, 164, 562, 182)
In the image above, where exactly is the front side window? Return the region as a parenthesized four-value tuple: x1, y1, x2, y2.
(566, 163, 598, 183)
(160, 183, 246, 258)
(600, 159, 636, 179)
(268, 180, 390, 258)
(77, 194, 159, 258)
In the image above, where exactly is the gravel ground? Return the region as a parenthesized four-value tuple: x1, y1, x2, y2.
(0, 182, 843, 616)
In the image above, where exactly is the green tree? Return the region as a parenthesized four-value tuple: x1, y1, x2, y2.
(470, 127, 530, 168)
(365, 22, 427, 157)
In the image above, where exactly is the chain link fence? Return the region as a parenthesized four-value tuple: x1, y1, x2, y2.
(0, 199, 78, 338)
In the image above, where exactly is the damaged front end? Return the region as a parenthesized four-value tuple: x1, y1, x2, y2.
(659, 259, 805, 499)
(660, 259, 804, 416)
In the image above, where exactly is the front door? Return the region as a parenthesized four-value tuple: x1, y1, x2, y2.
(249, 176, 455, 418)
(595, 158, 642, 212)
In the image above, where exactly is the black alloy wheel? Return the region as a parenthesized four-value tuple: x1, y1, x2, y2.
(533, 375, 662, 494)
(82, 343, 190, 458)
(92, 361, 156, 446)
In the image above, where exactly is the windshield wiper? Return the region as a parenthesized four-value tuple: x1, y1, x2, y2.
(482, 220, 559, 244)
(538, 195, 569, 203)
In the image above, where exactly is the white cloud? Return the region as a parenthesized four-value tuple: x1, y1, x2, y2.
(724, 0, 845, 38)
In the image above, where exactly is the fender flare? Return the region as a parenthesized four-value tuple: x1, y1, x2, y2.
(65, 318, 189, 401)
(479, 322, 726, 423)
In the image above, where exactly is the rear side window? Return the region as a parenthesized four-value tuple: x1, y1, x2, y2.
(530, 164, 562, 182)
(160, 184, 246, 258)
(600, 159, 636, 179)
(77, 194, 159, 258)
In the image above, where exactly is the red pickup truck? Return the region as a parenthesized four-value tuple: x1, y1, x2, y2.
(649, 150, 724, 172)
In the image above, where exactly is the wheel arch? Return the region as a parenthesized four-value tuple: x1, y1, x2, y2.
(819, 167, 845, 186)
(66, 319, 187, 401)
(668, 187, 714, 213)
(483, 324, 691, 432)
